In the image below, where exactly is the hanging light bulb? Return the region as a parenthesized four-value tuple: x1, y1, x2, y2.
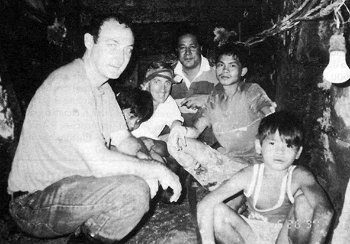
(323, 32, 350, 84)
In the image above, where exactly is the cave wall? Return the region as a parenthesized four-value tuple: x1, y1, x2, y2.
(274, 16, 350, 236)
(0, 0, 280, 104)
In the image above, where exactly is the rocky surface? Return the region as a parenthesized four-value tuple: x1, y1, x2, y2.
(0, 201, 198, 244)
(126, 200, 198, 244)
(0, 187, 200, 244)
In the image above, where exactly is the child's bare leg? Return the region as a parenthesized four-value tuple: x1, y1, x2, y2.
(277, 194, 313, 244)
(213, 203, 257, 244)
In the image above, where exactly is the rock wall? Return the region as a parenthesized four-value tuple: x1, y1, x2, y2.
(274, 15, 350, 240)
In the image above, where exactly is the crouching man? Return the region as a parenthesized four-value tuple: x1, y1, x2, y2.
(7, 13, 181, 243)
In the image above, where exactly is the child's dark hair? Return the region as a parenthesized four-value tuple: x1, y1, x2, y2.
(215, 43, 249, 68)
(116, 87, 153, 123)
(257, 111, 304, 148)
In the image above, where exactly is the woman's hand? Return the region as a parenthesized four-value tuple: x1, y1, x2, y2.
(168, 125, 188, 151)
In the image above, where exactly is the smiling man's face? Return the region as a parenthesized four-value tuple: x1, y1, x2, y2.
(177, 34, 202, 70)
(88, 18, 134, 80)
(215, 54, 245, 86)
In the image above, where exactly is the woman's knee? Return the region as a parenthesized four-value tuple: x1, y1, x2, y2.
(213, 203, 231, 230)
(294, 194, 313, 220)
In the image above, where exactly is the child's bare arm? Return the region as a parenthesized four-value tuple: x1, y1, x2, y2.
(197, 167, 251, 244)
(294, 167, 334, 244)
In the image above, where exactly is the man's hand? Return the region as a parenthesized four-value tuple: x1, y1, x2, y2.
(168, 125, 187, 151)
(145, 179, 159, 199)
(208, 93, 228, 114)
(204, 93, 231, 127)
(152, 163, 182, 202)
(181, 94, 209, 109)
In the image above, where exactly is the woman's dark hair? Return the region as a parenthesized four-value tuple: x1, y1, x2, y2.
(116, 87, 153, 123)
(257, 111, 304, 148)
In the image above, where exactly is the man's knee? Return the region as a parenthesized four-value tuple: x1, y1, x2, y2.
(126, 175, 150, 212)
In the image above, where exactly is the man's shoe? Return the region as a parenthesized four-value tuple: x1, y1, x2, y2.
(67, 232, 100, 244)
(67, 227, 109, 244)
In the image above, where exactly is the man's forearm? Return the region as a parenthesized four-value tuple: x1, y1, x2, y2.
(76, 140, 160, 179)
(115, 134, 150, 157)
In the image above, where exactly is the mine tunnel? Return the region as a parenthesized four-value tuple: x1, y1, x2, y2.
(1, 0, 350, 243)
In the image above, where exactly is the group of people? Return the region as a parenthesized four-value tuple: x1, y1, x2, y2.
(7, 13, 334, 244)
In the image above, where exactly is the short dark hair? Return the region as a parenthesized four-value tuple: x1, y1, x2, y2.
(215, 43, 249, 68)
(257, 111, 304, 148)
(85, 13, 132, 43)
(116, 87, 153, 123)
(174, 25, 203, 48)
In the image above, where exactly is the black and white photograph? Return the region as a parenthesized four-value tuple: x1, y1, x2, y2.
(0, 0, 349, 243)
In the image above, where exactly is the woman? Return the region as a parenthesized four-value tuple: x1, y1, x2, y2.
(132, 61, 184, 140)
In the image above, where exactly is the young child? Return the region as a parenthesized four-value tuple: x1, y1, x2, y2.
(132, 61, 184, 141)
(116, 87, 169, 160)
(168, 43, 275, 190)
(116, 87, 153, 131)
(197, 111, 334, 244)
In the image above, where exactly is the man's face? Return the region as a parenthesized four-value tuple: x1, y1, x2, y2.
(216, 54, 245, 86)
(89, 19, 134, 80)
(177, 34, 201, 70)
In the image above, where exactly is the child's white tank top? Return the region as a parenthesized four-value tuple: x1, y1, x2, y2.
(243, 163, 297, 222)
